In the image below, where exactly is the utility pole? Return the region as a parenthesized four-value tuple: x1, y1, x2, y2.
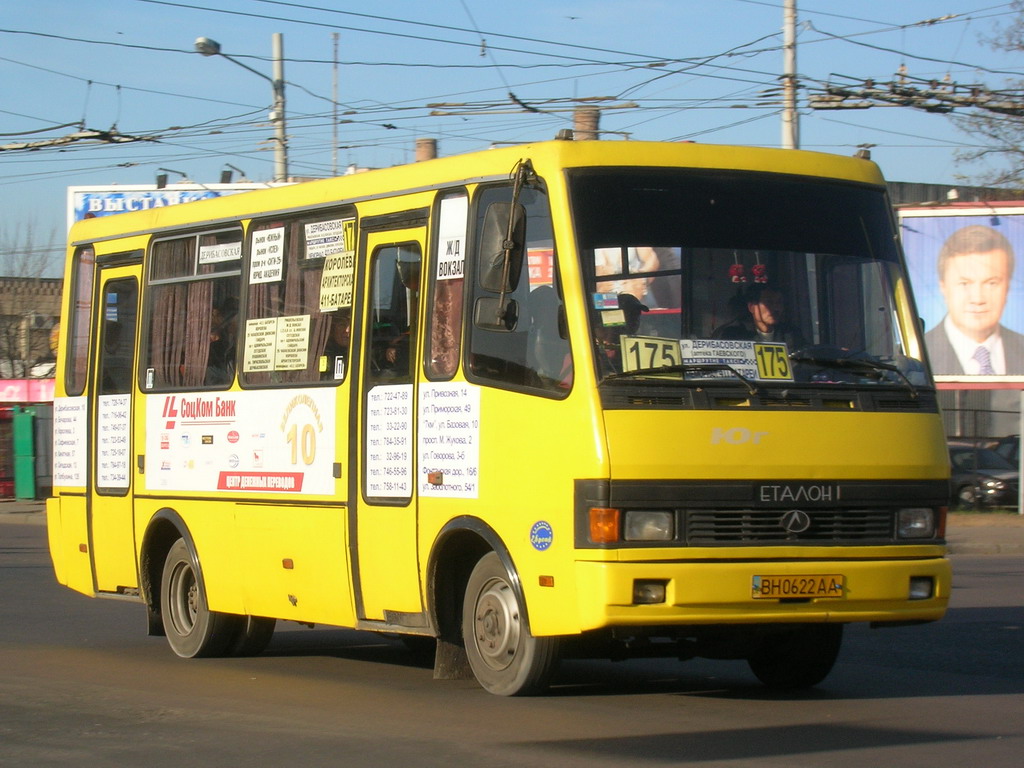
(332, 32, 339, 177)
(781, 0, 799, 149)
(271, 33, 288, 183)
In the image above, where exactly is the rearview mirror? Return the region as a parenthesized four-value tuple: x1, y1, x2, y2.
(478, 202, 525, 293)
(474, 296, 519, 332)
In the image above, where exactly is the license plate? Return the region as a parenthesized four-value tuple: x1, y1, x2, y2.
(752, 574, 844, 599)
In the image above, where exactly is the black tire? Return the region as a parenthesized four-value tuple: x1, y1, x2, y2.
(462, 552, 559, 696)
(956, 485, 976, 509)
(229, 616, 276, 657)
(747, 624, 843, 689)
(160, 538, 241, 658)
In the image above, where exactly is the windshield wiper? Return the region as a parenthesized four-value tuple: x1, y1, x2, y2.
(789, 352, 917, 398)
(603, 363, 760, 395)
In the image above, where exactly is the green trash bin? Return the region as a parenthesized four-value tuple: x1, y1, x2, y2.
(13, 406, 36, 500)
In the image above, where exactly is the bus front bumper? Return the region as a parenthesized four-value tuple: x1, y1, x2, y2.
(573, 555, 951, 630)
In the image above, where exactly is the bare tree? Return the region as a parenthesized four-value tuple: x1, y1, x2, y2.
(954, 0, 1024, 189)
(0, 221, 63, 378)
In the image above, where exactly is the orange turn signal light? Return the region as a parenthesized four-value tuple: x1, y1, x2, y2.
(589, 507, 620, 543)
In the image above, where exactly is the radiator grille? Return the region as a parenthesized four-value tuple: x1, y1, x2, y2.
(686, 509, 894, 545)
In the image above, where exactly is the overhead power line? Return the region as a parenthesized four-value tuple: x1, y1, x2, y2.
(804, 20, 1024, 78)
(0, 121, 82, 138)
(809, 71, 1024, 117)
(0, 128, 158, 153)
(129, 0, 792, 80)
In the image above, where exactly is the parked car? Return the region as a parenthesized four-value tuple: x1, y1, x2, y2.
(993, 434, 1019, 465)
(948, 444, 1019, 509)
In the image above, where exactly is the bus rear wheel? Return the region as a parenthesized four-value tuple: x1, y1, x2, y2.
(462, 552, 559, 696)
(747, 624, 843, 689)
(160, 538, 241, 658)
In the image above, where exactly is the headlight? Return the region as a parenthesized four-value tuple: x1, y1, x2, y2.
(982, 479, 1006, 490)
(897, 508, 936, 539)
(624, 510, 675, 541)
(909, 576, 935, 600)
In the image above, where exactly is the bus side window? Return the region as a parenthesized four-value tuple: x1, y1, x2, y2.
(241, 213, 356, 387)
(426, 192, 468, 380)
(145, 229, 242, 390)
(66, 246, 96, 396)
(98, 281, 138, 395)
(367, 245, 421, 384)
(468, 185, 571, 395)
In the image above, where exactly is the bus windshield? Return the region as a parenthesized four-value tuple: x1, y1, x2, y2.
(569, 168, 930, 391)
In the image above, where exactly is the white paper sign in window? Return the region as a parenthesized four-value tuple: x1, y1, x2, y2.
(198, 241, 242, 264)
(250, 226, 285, 284)
(318, 218, 357, 310)
(436, 196, 468, 281)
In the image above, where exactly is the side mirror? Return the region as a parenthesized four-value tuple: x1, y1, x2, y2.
(478, 202, 525, 293)
(474, 297, 519, 332)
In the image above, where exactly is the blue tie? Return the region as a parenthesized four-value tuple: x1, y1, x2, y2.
(973, 345, 995, 375)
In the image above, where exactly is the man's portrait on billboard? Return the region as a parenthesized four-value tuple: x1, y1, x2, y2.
(901, 212, 1024, 377)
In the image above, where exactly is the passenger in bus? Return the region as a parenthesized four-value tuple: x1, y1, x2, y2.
(713, 284, 805, 348)
(321, 307, 351, 380)
(380, 331, 411, 377)
(206, 297, 238, 386)
(368, 318, 411, 381)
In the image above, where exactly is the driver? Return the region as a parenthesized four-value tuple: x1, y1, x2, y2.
(714, 284, 804, 348)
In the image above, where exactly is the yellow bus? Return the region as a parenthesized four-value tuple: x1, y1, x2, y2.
(48, 139, 951, 696)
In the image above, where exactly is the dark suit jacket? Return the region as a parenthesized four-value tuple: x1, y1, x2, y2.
(712, 317, 806, 350)
(925, 320, 1024, 375)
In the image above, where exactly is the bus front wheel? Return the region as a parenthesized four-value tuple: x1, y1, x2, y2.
(462, 552, 559, 696)
(747, 624, 843, 689)
(160, 538, 241, 658)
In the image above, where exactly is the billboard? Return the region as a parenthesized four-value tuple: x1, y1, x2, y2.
(900, 205, 1024, 378)
(66, 183, 276, 230)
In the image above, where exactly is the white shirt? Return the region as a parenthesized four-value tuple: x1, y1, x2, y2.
(944, 315, 1006, 375)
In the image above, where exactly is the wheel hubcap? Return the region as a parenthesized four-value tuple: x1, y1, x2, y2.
(473, 578, 521, 671)
(169, 561, 198, 636)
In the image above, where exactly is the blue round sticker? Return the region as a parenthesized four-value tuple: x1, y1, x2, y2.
(530, 521, 553, 551)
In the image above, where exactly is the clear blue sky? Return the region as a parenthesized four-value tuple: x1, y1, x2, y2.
(2, 0, 1022, 268)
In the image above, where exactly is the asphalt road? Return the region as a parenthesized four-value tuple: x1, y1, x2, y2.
(1, 522, 1021, 768)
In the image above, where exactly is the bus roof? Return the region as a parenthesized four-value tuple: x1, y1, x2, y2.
(68, 140, 886, 246)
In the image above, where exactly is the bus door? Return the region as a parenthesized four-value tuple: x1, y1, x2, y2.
(89, 265, 140, 594)
(354, 224, 426, 626)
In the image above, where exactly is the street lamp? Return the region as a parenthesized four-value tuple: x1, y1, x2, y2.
(156, 167, 189, 189)
(195, 34, 288, 182)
